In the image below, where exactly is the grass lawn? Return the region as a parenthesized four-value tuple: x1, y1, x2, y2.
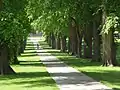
(39, 39, 120, 90)
(0, 40, 58, 90)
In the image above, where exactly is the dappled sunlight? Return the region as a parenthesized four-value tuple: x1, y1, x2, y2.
(38, 36, 120, 90)
(0, 72, 57, 90)
(0, 39, 58, 90)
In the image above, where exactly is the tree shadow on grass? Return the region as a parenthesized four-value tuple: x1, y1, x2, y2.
(19, 62, 44, 67)
(19, 61, 40, 62)
(25, 48, 35, 50)
(50, 53, 68, 56)
(39, 41, 48, 45)
(0, 72, 57, 88)
(21, 53, 37, 57)
(0, 72, 50, 80)
(26, 43, 35, 46)
(23, 51, 37, 54)
(25, 46, 36, 50)
(39, 41, 52, 49)
(42, 47, 52, 49)
(14, 78, 56, 88)
(55, 56, 101, 67)
(82, 71, 120, 90)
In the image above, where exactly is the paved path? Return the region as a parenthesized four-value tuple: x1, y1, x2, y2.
(30, 37, 112, 90)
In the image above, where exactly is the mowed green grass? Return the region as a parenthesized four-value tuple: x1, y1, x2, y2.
(0, 40, 58, 90)
(39, 39, 120, 90)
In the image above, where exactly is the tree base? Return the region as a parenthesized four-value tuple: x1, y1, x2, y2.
(0, 65, 15, 75)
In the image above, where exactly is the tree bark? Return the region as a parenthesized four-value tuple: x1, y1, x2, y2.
(101, 0, 117, 66)
(56, 34, 61, 50)
(61, 36, 67, 52)
(51, 32, 56, 49)
(68, 37, 71, 53)
(12, 47, 19, 64)
(48, 33, 52, 46)
(111, 30, 117, 66)
(102, 31, 112, 66)
(93, 20, 101, 61)
(18, 39, 24, 55)
(83, 24, 92, 59)
(102, 30, 117, 66)
(69, 17, 78, 55)
(76, 24, 83, 57)
(0, 45, 15, 75)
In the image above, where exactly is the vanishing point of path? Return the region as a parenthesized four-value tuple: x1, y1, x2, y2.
(30, 36, 112, 90)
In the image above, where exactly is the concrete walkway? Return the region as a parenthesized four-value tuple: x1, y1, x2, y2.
(30, 37, 112, 90)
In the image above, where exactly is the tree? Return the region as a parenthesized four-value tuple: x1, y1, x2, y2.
(0, 0, 31, 75)
(101, 0, 120, 66)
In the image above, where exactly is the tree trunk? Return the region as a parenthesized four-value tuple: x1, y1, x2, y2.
(83, 37, 87, 58)
(102, 29, 117, 66)
(51, 32, 56, 49)
(83, 24, 92, 59)
(76, 25, 83, 57)
(69, 17, 78, 55)
(79, 35, 83, 57)
(56, 34, 61, 50)
(111, 30, 117, 66)
(93, 20, 101, 61)
(12, 47, 19, 64)
(68, 37, 71, 53)
(61, 36, 67, 52)
(46, 35, 49, 43)
(0, 45, 15, 75)
(102, 31, 113, 66)
(24, 39, 27, 50)
(18, 39, 24, 55)
(48, 33, 52, 46)
(101, 0, 117, 66)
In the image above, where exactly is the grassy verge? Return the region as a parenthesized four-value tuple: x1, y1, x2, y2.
(39, 39, 120, 90)
(0, 39, 58, 90)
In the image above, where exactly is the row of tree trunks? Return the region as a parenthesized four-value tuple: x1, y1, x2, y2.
(45, 12, 117, 66)
(46, 32, 67, 52)
(67, 17, 84, 57)
(66, 17, 101, 60)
